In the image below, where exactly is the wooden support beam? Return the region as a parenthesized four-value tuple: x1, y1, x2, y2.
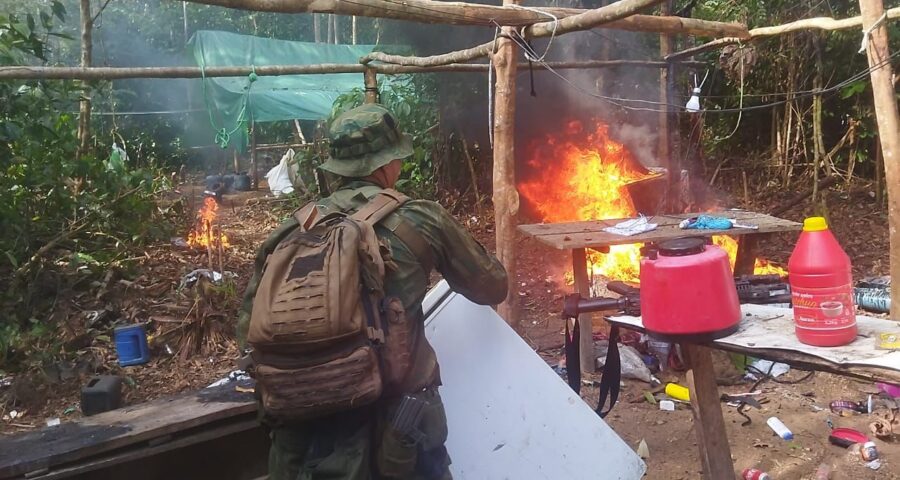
(658, 0, 676, 212)
(667, 6, 900, 61)
(364, 67, 378, 103)
(0, 60, 705, 81)
(572, 248, 595, 374)
(683, 344, 735, 480)
(185, 0, 746, 37)
(493, 0, 519, 327)
(361, 3, 746, 68)
(859, 0, 900, 317)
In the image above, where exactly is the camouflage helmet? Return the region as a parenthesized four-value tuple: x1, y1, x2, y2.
(319, 104, 413, 178)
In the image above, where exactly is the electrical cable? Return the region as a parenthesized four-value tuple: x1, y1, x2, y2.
(717, 44, 745, 140)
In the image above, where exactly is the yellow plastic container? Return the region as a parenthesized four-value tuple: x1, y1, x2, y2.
(665, 383, 691, 402)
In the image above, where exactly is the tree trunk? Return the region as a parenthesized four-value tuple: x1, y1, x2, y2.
(659, 0, 677, 212)
(77, 0, 93, 158)
(493, 0, 519, 328)
(859, 0, 900, 317)
(364, 67, 378, 103)
(811, 35, 825, 202)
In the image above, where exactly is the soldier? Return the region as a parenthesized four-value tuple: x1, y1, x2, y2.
(239, 103, 508, 479)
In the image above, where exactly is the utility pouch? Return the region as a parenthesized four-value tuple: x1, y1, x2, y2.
(380, 297, 413, 393)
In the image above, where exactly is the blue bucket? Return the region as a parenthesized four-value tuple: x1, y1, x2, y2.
(114, 325, 150, 366)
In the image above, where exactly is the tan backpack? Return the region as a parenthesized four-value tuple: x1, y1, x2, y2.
(247, 189, 425, 421)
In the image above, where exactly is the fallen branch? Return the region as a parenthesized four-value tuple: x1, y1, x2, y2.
(667, 6, 900, 60)
(770, 176, 841, 217)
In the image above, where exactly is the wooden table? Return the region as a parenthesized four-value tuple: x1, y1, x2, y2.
(519, 210, 802, 480)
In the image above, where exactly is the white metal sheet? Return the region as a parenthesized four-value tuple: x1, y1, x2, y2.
(424, 281, 646, 480)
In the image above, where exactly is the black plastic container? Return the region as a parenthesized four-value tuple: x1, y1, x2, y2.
(81, 375, 123, 416)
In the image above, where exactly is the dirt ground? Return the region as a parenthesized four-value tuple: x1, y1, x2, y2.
(2, 178, 898, 479)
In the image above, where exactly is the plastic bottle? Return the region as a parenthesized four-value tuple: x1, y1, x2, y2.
(788, 217, 857, 346)
(767, 416, 793, 440)
(648, 340, 672, 371)
(741, 468, 771, 480)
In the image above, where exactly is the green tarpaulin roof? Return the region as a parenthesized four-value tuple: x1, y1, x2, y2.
(188, 30, 379, 150)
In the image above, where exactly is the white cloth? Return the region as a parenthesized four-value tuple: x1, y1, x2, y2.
(603, 215, 658, 236)
(265, 148, 297, 196)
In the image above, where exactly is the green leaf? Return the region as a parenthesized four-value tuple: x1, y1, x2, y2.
(3, 250, 18, 268)
(51, 1, 66, 20)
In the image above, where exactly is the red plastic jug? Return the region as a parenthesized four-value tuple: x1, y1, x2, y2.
(788, 217, 857, 346)
(640, 237, 741, 341)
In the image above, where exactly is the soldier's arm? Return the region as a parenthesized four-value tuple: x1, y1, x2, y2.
(401, 200, 508, 305)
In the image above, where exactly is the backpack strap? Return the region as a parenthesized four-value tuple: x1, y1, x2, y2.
(352, 189, 436, 274)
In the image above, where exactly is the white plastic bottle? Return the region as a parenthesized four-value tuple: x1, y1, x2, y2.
(767, 416, 793, 440)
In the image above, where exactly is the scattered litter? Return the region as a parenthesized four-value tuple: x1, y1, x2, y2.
(767, 416, 793, 440)
(45, 417, 60, 427)
(8, 410, 20, 419)
(865, 459, 882, 470)
(180, 269, 236, 289)
(636, 439, 649, 459)
(741, 467, 771, 480)
(0, 375, 11, 388)
(659, 400, 675, 412)
(643, 391, 657, 405)
(828, 427, 869, 447)
(665, 383, 690, 402)
(746, 359, 790, 380)
(830, 400, 868, 415)
(595, 343, 653, 383)
(752, 439, 771, 448)
(266, 148, 298, 196)
(63, 406, 77, 415)
(207, 370, 250, 388)
(875, 332, 900, 350)
(876, 382, 900, 398)
(813, 463, 832, 480)
(235, 385, 255, 393)
(603, 216, 657, 237)
(860, 441, 879, 462)
(170, 237, 189, 248)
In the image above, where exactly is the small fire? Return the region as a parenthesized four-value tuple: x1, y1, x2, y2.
(187, 197, 230, 248)
(519, 119, 786, 282)
(713, 236, 788, 276)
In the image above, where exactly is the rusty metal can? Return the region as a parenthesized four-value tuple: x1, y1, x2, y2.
(861, 441, 879, 462)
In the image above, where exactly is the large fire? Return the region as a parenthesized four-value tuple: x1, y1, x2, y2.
(187, 197, 230, 249)
(518, 119, 786, 282)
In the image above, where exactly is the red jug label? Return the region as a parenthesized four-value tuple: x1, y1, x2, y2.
(792, 284, 856, 330)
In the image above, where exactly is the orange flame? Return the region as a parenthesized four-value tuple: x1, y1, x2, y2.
(187, 197, 230, 248)
(519, 119, 786, 282)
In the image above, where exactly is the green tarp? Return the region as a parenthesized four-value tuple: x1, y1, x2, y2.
(188, 30, 379, 150)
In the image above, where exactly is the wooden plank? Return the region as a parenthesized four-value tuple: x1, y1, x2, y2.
(34, 419, 260, 480)
(683, 344, 735, 480)
(572, 248, 595, 374)
(606, 317, 900, 384)
(520, 215, 800, 250)
(0, 384, 256, 479)
(519, 211, 801, 250)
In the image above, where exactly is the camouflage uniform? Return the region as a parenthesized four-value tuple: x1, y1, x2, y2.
(238, 104, 508, 480)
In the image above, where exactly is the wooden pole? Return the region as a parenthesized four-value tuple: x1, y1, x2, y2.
(250, 122, 259, 190)
(572, 249, 595, 374)
(76, 0, 93, 158)
(658, 0, 674, 211)
(683, 344, 735, 479)
(352, 16, 358, 44)
(232, 148, 239, 174)
(493, 0, 519, 327)
(859, 0, 900, 317)
(364, 67, 378, 103)
(0, 60, 704, 80)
